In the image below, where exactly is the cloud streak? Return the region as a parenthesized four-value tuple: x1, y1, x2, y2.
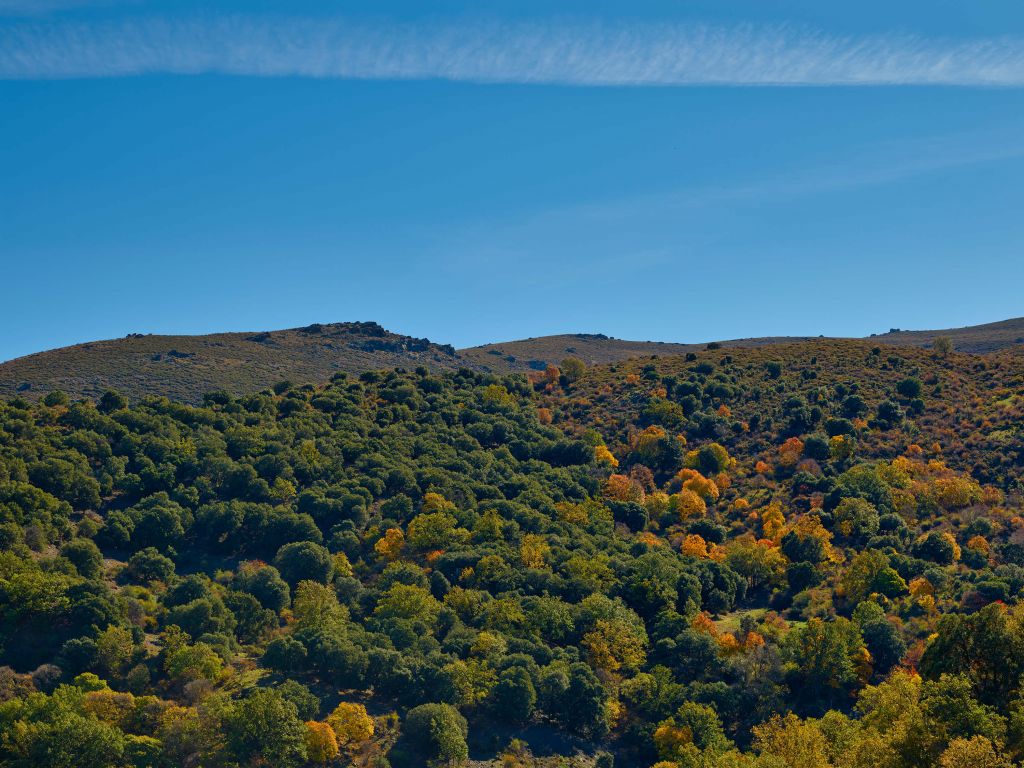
(0, 0, 130, 17)
(3, 16, 1024, 85)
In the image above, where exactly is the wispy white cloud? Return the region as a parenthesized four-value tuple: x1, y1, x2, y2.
(3, 15, 1024, 85)
(0, 0, 132, 17)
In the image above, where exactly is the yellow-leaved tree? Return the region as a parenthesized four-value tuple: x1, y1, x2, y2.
(304, 721, 340, 764)
(327, 702, 374, 751)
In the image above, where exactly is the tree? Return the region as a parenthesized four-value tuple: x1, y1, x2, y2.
(491, 666, 537, 723)
(304, 721, 340, 764)
(939, 736, 1011, 768)
(780, 516, 832, 564)
(897, 378, 923, 399)
(913, 531, 960, 565)
(292, 580, 348, 634)
(579, 600, 648, 674)
(677, 701, 730, 753)
(237, 564, 290, 611)
(278, 680, 320, 720)
(42, 390, 69, 407)
(60, 538, 103, 579)
(922, 674, 1007, 746)
(921, 604, 1024, 707)
(560, 357, 586, 382)
(558, 663, 609, 739)
(933, 336, 953, 357)
(802, 434, 831, 461)
(130, 493, 192, 552)
(225, 590, 277, 643)
(374, 584, 442, 627)
(124, 547, 175, 583)
(875, 400, 903, 429)
(221, 689, 308, 768)
(273, 541, 333, 586)
(752, 713, 830, 768)
(694, 443, 731, 476)
(97, 390, 128, 413)
(375, 527, 405, 561)
(834, 497, 880, 539)
(402, 703, 469, 765)
(842, 550, 907, 604)
(407, 511, 464, 551)
(670, 489, 706, 522)
(264, 636, 308, 673)
(858, 616, 907, 674)
(785, 618, 865, 710)
(519, 534, 550, 569)
(164, 642, 222, 684)
(95, 624, 133, 678)
(328, 701, 375, 749)
(26, 711, 127, 768)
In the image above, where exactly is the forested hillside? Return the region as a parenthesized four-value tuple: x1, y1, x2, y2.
(1, 340, 1024, 767)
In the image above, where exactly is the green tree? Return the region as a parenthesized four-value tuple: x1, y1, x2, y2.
(97, 390, 128, 413)
(237, 564, 290, 611)
(785, 617, 865, 711)
(26, 711, 126, 768)
(124, 547, 175, 583)
(834, 497, 880, 540)
(130, 493, 191, 552)
(59, 538, 103, 580)
(560, 357, 587, 383)
(292, 580, 348, 634)
(491, 666, 537, 723)
(921, 604, 1024, 707)
(273, 541, 332, 586)
(221, 689, 308, 768)
(402, 703, 469, 766)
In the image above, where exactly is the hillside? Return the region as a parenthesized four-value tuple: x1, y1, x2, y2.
(871, 316, 1024, 353)
(6, 316, 1023, 407)
(0, 322, 464, 404)
(462, 317, 1024, 371)
(459, 333, 818, 372)
(544, 339, 1024, 491)
(1, 338, 1024, 767)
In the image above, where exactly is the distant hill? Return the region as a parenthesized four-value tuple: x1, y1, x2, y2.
(2, 316, 1022, 404)
(462, 317, 1024, 371)
(0, 322, 464, 404)
(458, 333, 818, 373)
(869, 316, 1024, 354)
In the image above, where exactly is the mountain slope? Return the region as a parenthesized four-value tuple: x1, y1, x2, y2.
(462, 317, 1024, 371)
(459, 333, 818, 372)
(0, 322, 464, 404)
(870, 316, 1024, 353)
(3, 317, 1022, 404)
(1, 340, 1024, 766)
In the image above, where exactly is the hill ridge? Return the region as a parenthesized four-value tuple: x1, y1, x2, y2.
(2, 316, 1022, 404)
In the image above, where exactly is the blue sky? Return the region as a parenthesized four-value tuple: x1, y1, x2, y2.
(2, 1, 1024, 362)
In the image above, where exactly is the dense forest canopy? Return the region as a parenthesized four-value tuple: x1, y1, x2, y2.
(1, 339, 1023, 768)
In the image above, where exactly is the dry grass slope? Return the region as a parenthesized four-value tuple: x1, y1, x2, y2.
(871, 316, 1024, 354)
(0, 322, 466, 404)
